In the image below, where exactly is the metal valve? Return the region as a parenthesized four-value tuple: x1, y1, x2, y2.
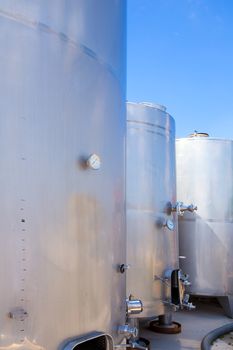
(173, 202, 197, 216)
(179, 271, 196, 310)
(179, 271, 191, 286)
(182, 294, 196, 310)
(118, 325, 138, 338)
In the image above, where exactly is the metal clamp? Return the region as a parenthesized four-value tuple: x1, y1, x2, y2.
(118, 325, 138, 338)
(126, 295, 143, 315)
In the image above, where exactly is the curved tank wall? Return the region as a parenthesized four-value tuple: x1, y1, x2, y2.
(176, 136, 233, 316)
(126, 102, 179, 318)
(0, 1, 126, 349)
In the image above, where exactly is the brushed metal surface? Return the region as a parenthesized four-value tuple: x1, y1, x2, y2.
(126, 102, 179, 318)
(0, 1, 126, 349)
(177, 137, 233, 297)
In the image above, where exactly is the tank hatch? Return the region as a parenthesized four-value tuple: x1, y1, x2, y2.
(188, 131, 209, 138)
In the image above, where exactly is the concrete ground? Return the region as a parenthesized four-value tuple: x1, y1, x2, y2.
(139, 299, 233, 350)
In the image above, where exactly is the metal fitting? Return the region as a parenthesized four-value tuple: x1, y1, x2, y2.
(119, 264, 131, 274)
(115, 342, 148, 350)
(173, 202, 197, 216)
(181, 293, 196, 310)
(179, 271, 191, 286)
(182, 300, 196, 310)
(163, 299, 180, 312)
(126, 295, 143, 315)
(118, 325, 138, 338)
(86, 153, 101, 170)
(127, 340, 148, 350)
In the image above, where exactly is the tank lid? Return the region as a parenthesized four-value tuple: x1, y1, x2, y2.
(188, 131, 209, 138)
(139, 102, 167, 112)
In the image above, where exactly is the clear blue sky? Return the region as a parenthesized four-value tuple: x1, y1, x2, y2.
(127, 0, 233, 138)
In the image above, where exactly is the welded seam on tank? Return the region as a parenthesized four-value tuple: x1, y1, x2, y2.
(0, 9, 119, 81)
(127, 119, 173, 131)
(130, 127, 173, 138)
(128, 124, 173, 137)
(176, 138, 232, 143)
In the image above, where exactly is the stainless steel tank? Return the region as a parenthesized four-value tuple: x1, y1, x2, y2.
(126, 102, 180, 320)
(176, 134, 233, 317)
(0, 1, 126, 349)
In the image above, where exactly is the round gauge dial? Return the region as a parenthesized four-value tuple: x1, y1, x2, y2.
(166, 219, 174, 231)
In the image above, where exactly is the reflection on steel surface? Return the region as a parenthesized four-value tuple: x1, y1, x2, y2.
(126, 102, 179, 318)
(0, 338, 45, 350)
(177, 136, 233, 316)
(0, 1, 126, 348)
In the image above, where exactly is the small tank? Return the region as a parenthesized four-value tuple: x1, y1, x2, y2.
(176, 133, 233, 317)
(0, 1, 126, 349)
(126, 102, 193, 336)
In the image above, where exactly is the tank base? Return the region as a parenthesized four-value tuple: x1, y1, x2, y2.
(149, 318, 181, 334)
(218, 296, 233, 318)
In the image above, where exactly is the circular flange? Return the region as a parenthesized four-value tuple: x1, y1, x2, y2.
(149, 320, 182, 334)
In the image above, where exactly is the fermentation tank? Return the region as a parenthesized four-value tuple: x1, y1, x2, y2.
(0, 1, 126, 349)
(126, 102, 187, 326)
(177, 133, 233, 317)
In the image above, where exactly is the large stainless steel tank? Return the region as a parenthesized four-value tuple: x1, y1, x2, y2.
(177, 134, 233, 317)
(0, 1, 126, 349)
(126, 102, 179, 319)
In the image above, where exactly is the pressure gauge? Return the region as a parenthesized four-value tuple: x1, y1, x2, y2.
(166, 219, 174, 231)
(86, 153, 101, 170)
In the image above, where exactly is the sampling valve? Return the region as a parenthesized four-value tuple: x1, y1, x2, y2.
(117, 296, 145, 350)
(172, 202, 197, 216)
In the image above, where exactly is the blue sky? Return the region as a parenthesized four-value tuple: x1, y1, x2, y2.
(127, 0, 233, 138)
